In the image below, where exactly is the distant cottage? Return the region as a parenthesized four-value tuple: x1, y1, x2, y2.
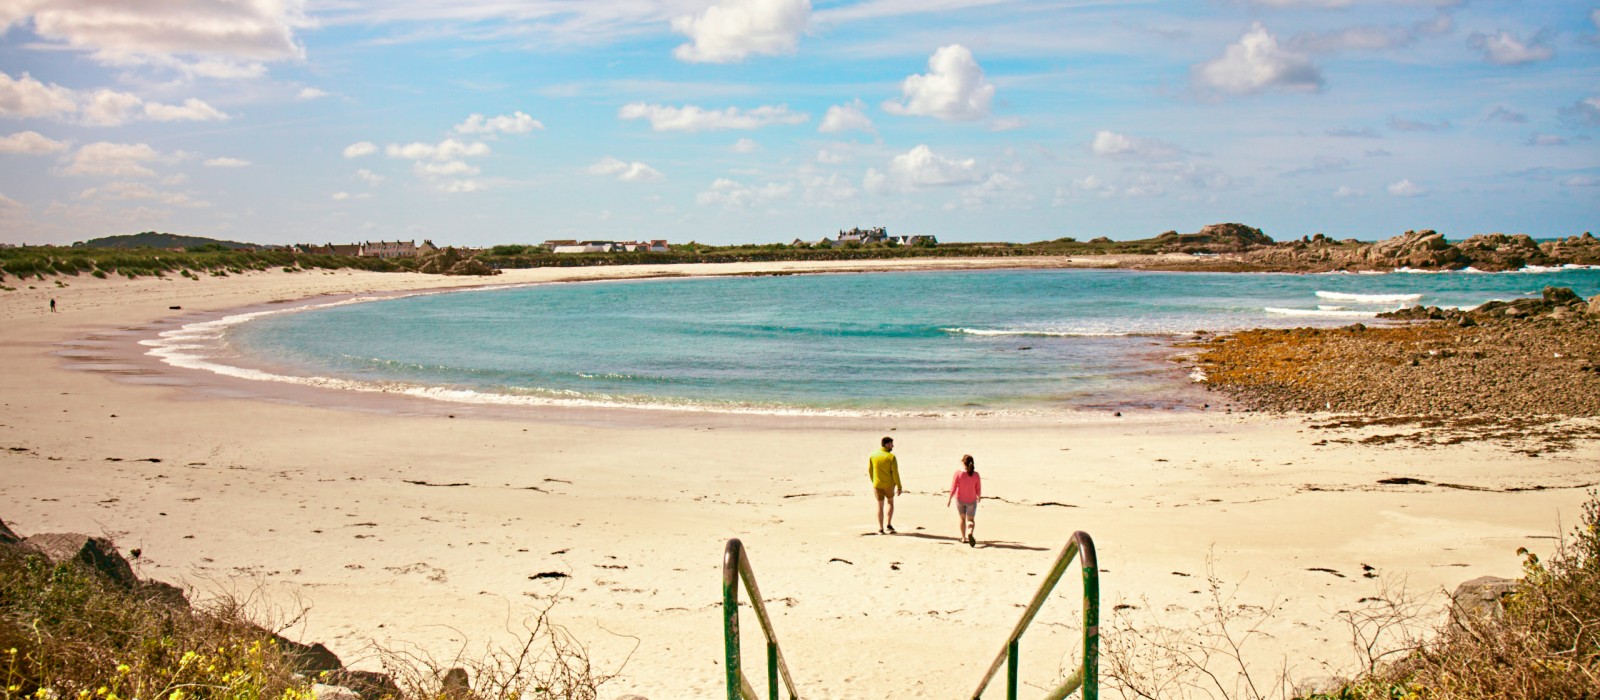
(293, 240, 436, 258)
(797, 227, 935, 248)
(544, 239, 669, 254)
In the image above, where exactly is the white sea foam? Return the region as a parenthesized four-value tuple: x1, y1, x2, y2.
(1317, 305, 1345, 311)
(941, 327, 1132, 338)
(1264, 307, 1381, 318)
(1314, 291, 1423, 303)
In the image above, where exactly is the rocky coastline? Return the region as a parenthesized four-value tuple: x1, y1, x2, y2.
(1191, 286, 1600, 450)
(1115, 225, 1600, 273)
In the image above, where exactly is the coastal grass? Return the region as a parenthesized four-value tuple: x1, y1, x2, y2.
(0, 543, 619, 699)
(1304, 490, 1600, 700)
(1101, 492, 1600, 700)
(0, 544, 312, 700)
(0, 246, 400, 283)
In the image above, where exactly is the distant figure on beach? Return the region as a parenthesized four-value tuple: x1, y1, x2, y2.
(49, 298, 55, 313)
(948, 454, 982, 546)
(868, 436, 902, 534)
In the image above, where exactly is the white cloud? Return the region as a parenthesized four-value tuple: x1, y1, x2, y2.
(355, 168, 384, 185)
(296, 87, 328, 100)
(60, 142, 161, 178)
(331, 191, 350, 201)
(618, 103, 807, 132)
(78, 180, 204, 207)
(1072, 175, 1115, 198)
(1327, 126, 1381, 138)
(0, 193, 21, 210)
(204, 157, 249, 167)
(1194, 23, 1324, 96)
(0, 71, 77, 119)
(799, 172, 858, 206)
(867, 144, 981, 193)
(386, 139, 490, 160)
(587, 156, 663, 182)
(988, 117, 1025, 132)
(696, 177, 793, 208)
(343, 141, 377, 158)
(8, 1, 307, 69)
(439, 180, 483, 194)
(962, 172, 1033, 209)
(818, 100, 874, 134)
(1333, 185, 1366, 198)
(79, 89, 142, 126)
(1283, 155, 1351, 177)
(1528, 134, 1567, 147)
(454, 111, 544, 135)
(671, 0, 810, 63)
(1388, 116, 1449, 132)
(1290, 25, 1415, 53)
(143, 97, 227, 122)
(1486, 107, 1527, 124)
(1089, 130, 1179, 159)
(816, 148, 846, 164)
(1468, 31, 1553, 65)
(1561, 96, 1600, 127)
(1562, 174, 1599, 187)
(413, 160, 480, 177)
(882, 44, 994, 122)
(731, 138, 758, 153)
(0, 130, 69, 154)
(1387, 179, 1426, 197)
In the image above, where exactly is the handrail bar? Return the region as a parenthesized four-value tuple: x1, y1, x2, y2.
(970, 530, 1099, 700)
(723, 538, 800, 700)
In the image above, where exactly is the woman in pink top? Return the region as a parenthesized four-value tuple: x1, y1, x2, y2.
(947, 454, 982, 547)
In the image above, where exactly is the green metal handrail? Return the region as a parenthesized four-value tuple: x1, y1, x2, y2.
(723, 538, 800, 700)
(970, 530, 1099, 700)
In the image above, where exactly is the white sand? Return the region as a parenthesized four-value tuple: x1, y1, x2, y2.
(2, 261, 1596, 699)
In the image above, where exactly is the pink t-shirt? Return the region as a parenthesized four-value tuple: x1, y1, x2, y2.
(950, 470, 981, 503)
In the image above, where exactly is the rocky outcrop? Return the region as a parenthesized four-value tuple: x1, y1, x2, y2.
(1359, 230, 1466, 269)
(1155, 223, 1274, 254)
(1197, 287, 1600, 419)
(1382, 287, 1592, 323)
(0, 517, 18, 545)
(1450, 575, 1518, 627)
(1540, 232, 1600, 266)
(23, 533, 138, 589)
(1222, 229, 1600, 272)
(1455, 233, 1551, 271)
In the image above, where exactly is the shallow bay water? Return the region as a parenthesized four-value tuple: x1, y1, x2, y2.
(158, 267, 1600, 416)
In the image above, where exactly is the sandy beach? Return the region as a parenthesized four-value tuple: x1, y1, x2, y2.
(3, 260, 1597, 699)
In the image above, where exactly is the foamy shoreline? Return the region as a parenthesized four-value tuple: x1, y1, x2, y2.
(3, 259, 1597, 698)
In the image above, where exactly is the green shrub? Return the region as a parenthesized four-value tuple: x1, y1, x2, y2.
(0, 548, 312, 700)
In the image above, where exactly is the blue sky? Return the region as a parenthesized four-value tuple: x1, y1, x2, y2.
(0, 0, 1596, 247)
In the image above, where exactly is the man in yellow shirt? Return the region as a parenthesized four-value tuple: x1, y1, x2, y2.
(868, 436, 902, 534)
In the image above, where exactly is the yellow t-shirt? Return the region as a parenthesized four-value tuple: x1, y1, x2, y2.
(867, 449, 901, 490)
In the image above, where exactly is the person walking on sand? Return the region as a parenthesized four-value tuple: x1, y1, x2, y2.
(947, 454, 981, 546)
(49, 298, 55, 313)
(868, 436, 902, 534)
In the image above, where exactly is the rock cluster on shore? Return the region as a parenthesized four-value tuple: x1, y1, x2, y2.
(1192, 287, 1600, 426)
(1150, 226, 1600, 273)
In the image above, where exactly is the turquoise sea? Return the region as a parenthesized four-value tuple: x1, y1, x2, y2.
(152, 268, 1600, 417)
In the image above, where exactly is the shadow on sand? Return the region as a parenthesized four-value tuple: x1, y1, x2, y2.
(861, 530, 1049, 552)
